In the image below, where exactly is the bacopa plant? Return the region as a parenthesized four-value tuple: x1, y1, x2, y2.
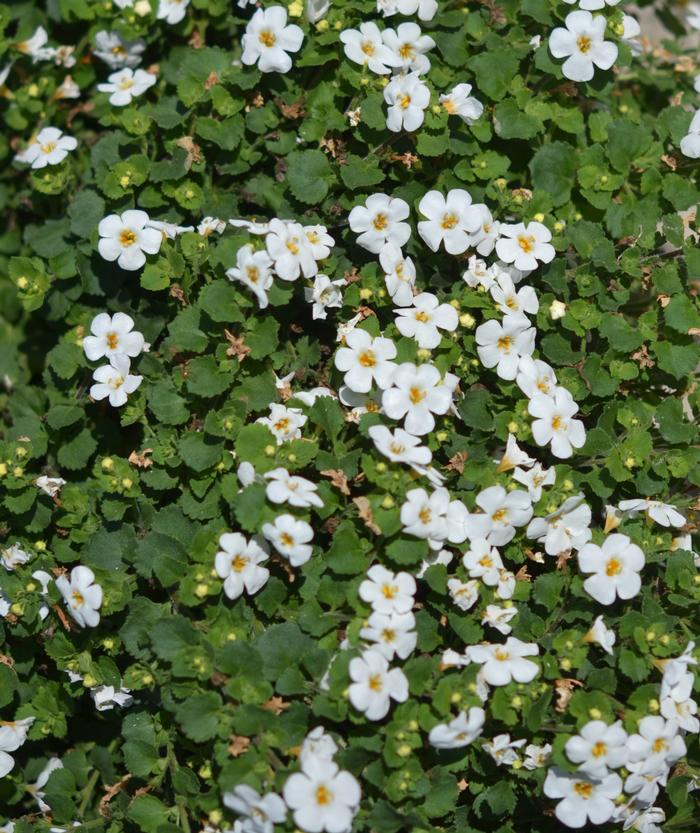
(1, 0, 700, 831)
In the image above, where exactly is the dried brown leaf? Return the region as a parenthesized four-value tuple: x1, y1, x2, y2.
(128, 448, 154, 469)
(353, 496, 381, 535)
(321, 469, 351, 496)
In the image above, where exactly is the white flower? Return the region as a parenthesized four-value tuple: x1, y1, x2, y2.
(416, 548, 453, 578)
(242, 6, 303, 73)
(469, 205, 500, 256)
(400, 487, 446, 546)
(157, 0, 190, 24)
(348, 648, 409, 720)
(417, 189, 481, 255)
(476, 485, 533, 546)
(382, 23, 434, 75)
(93, 31, 145, 69)
(97, 67, 156, 106)
(476, 317, 536, 381)
(299, 726, 338, 767)
(483, 734, 527, 766)
(335, 328, 397, 393)
(620, 15, 642, 55)
(146, 219, 195, 240)
(98, 210, 162, 271)
(550, 299, 567, 320)
(429, 707, 485, 749)
(262, 514, 313, 567)
(257, 403, 307, 444)
(394, 292, 458, 349)
(549, 11, 618, 83)
(264, 468, 323, 509)
(496, 221, 555, 271)
(283, 755, 360, 833)
(304, 225, 334, 261)
(529, 388, 586, 459)
(627, 716, 686, 767)
(439, 83, 483, 125)
(688, 3, 700, 30)
(466, 638, 539, 686)
(229, 218, 273, 235)
(544, 768, 622, 828)
(462, 256, 493, 289)
(305, 275, 344, 320)
(462, 538, 504, 586)
(340, 23, 400, 75)
(198, 216, 225, 237)
(583, 615, 616, 655)
(31, 570, 52, 620)
(15, 26, 51, 61)
(306, 0, 330, 24)
(35, 476, 67, 497)
(526, 495, 592, 556)
(90, 355, 142, 408)
(360, 611, 417, 660)
(368, 425, 430, 469)
(223, 785, 286, 833)
(349, 194, 411, 254)
(523, 743, 551, 770)
(513, 462, 555, 502)
(490, 272, 539, 321)
(92, 685, 133, 712)
(54, 75, 81, 100)
(394, 0, 437, 20)
(226, 244, 275, 309)
(578, 533, 645, 605)
(382, 362, 452, 435)
(496, 569, 516, 600)
(617, 498, 685, 529)
(565, 719, 628, 777)
(384, 71, 430, 133)
(83, 312, 145, 362)
(680, 111, 700, 158)
(660, 672, 699, 733)
(563, 0, 621, 11)
(266, 219, 317, 281)
(15, 127, 77, 169)
(516, 356, 558, 398)
(55, 566, 102, 628)
(624, 758, 668, 806)
(379, 244, 416, 306)
(358, 564, 415, 614)
(496, 434, 535, 473)
(0, 718, 34, 779)
(447, 577, 479, 611)
(2, 544, 31, 571)
(481, 604, 518, 635)
(32, 756, 63, 811)
(215, 532, 270, 600)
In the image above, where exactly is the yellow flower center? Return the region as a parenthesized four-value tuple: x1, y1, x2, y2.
(359, 350, 376, 367)
(274, 417, 289, 432)
(441, 213, 459, 230)
(381, 583, 397, 599)
(109, 374, 124, 390)
(497, 336, 512, 352)
(106, 332, 119, 350)
(361, 40, 375, 56)
(414, 310, 430, 323)
(419, 508, 431, 524)
(492, 508, 508, 523)
(398, 93, 412, 109)
(517, 234, 535, 253)
(246, 265, 260, 284)
(495, 649, 510, 661)
(551, 415, 563, 431)
(259, 30, 277, 48)
(232, 554, 248, 572)
(120, 229, 137, 247)
(373, 213, 388, 231)
(111, 45, 126, 56)
(40, 141, 57, 154)
(577, 35, 592, 54)
(389, 442, 405, 455)
(479, 555, 493, 568)
(442, 98, 457, 115)
(118, 78, 134, 90)
(574, 781, 593, 799)
(409, 386, 425, 405)
(399, 43, 415, 59)
(368, 673, 384, 691)
(280, 532, 294, 547)
(591, 741, 607, 758)
(286, 239, 300, 255)
(652, 738, 668, 753)
(382, 628, 396, 642)
(71, 590, 84, 608)
(315, 785, 332, 805)
(606, 558, 622, 576)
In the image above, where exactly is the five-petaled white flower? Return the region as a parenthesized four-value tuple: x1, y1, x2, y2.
(157, 0, 191, 25)
(462, 538, 505, 585)
(368, 425, 431, 469)
(384, 71, 430, 133)
(382, 362, 453, 436)
(283, 755, 361, 833)
(466, 638, 540, 686)
(496, 221, 556, 272)
(394, 292, 459, 349)
(578, 533, 645, 605)
(241, 6, 304, 73)
(264, 468, 323, 508)
(15, 127, 77, 169)
(305, 274, 345, 320)
(359, 564, 415, 614)
(543, 768, 622, 829)
(90, 355, 143, 408)
(226, 244, 275, 309)
(93, 30, 145, 69)
(262, 514, 314, 567)
(98, 210, 162, 271)
(257, 403, 307, 444)
(680, 111, 700, 159)
(348, 648, 409, 720)
(335, 328, 397, 393)
(214, 532, 270, 600)
(417, 189, 482, 255)
(360, 610, 417, 660)
(340, 22, 400, 75)
(617, 498, 685, 529)
(549, 11, 618, 83)
(476, 317, 536, 380)
(83, 312, 145, 362)
(266, 219, 317, 281)
(565, 719, 628, 777)
(0, 717, 34, 779)
(382, 23, 435, 75)
(349, 194, 411, 254)
(476, 485, 533, 546)
(526, 494, 592, 556)
(528, 388, 586, 459)
(429, 707, 485, 749)
(55, 566, 103, 628)
(439, 83, 483, 124)
(379, 243, 416, 306)
(97, 67, 156, 106)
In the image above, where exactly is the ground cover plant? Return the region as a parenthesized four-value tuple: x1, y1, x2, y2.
(1, 0, 700, 832)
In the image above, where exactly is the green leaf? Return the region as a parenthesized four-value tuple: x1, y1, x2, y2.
(285, 150, 333, 204)
(529, 142, 577, 207)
